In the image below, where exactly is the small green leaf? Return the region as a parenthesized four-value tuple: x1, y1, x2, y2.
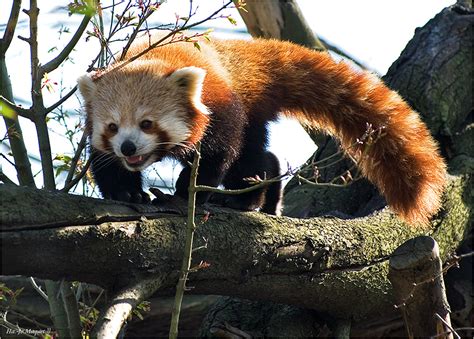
(0, 101, 16, 119)
(227, 16, 237, 26)
(193, 42, 201, 51)
(68, 0, 98, 17)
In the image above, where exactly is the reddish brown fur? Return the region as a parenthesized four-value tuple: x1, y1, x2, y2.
(211, 39, 446, 225)
(87, 37, 446, 225)
(123, 40, 233, 146)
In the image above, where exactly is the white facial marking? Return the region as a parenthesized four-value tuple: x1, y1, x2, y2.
(157, 113, 190, 145)
(135, 106, 149, 119)
(110, 108, 121, 122)
(91, 119, 105, 150)
(111, 127, 156, 157)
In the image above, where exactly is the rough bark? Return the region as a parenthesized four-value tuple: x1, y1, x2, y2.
(0, 173, 470, 321)
(388, 236, 453, 338)
(235, 0, 324, 51)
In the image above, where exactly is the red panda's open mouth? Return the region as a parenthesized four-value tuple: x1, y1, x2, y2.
(124, 154, 151, 167)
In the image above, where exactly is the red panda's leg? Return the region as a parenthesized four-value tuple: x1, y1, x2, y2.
(216, 120, 282, 214)
(260, 151, 282, 215)
(174, 156, 227, 203)
(90, 148, 150, 203)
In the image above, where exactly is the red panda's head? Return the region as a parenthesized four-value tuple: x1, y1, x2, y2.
(77, 61, 210, 171)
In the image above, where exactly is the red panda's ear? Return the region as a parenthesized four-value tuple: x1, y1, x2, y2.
(169, 67, 205, 94)
(169, 67, 210, 115)
(77, 72, 97, 101)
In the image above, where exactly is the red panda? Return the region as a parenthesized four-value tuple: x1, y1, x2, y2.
(77, 36, 447, 225)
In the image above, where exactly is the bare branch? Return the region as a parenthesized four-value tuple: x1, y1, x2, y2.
(44, 85, 77, 115)
(28, 0, 55, 190)
(0, 0, 22, 54)
(0, 171, 17, 185)
(119, 2, 158, 61)
(29, 277, 49, 301)
(93, 277, 165, 338)
(169, 141, 201, 339)
(0, 95, 33, 119)
(41, 15, 92, 74)
(44, 280, 70, 339)
(62, 130, 88, 188)
(60, 282, 82, 338)
(60, 156, 91, 193)
(116, 1, 233, 70)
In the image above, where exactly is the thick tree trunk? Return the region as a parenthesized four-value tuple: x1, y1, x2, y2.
(388, 236, 453, 338)
(234, 0, 325, 51)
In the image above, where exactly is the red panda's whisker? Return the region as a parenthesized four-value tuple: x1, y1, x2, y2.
(91, 158, 117, 174)
(155, 141, 194, 150)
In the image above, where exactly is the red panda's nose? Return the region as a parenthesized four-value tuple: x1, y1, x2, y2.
(121, 140, 137, 156)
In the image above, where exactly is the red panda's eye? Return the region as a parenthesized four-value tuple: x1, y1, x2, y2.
(108, 123, 118, 133)
(140, 120, 153, 130)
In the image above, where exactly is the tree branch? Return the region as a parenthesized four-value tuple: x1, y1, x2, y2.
(388, 236, 453, 338)
(169, 142, 200, 339)
(61, 130, 89, 192)
(26, 0, 55, 190)
(0, 174, 470, 320)
(0, 171, 17, 185)
(44, 85, 77, 115)
(0, 95, 32, 119)
(60, 281, 83, 338)
(0, 0, 22, 55)
(116, 1, 233, 70)
(93, 276, 166, 338)
(41, 15, 92, 74)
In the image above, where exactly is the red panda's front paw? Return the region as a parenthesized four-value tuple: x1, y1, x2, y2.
(149, 187, 173, 204)
(221, 196, 260, 212)
(107, 190, 150, 204)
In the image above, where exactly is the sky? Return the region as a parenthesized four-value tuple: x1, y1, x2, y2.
(0, 0, 455, 189)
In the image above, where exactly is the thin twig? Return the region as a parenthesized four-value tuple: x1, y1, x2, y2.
(63, 130, 88, 187)
(2, 309, 50, 329)
(0, 312, 36, 338)
(169, 141, 201, 339)
(41, 14, 92, 74)
(84, 289, 104, 319)
(119, 2, 158, 60)
(0, 171, 17, 185)
(60, 156, 92, 192)
(394, 251, 474, 309)
(1, 152, 16, 168)
(29, 277, 49, 301)
(44, 85, 78, 115)
(434, 313, 459, 339)
(196, 171, 291, 195)
(115, 1, 233, 71)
